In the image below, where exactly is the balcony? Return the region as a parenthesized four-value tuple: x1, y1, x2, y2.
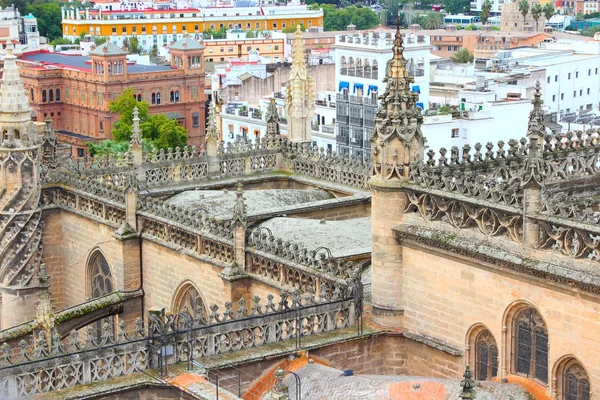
(337, 115, 349, 124)
(349, 95, 363, 104)
(336, 93, 349, 102)
(329, 102, 336, 108)
(349, 137, 363, 146)
(350, 116, 363, 125)
(315, 99, 327, 106)
(337, 135, 349, 145)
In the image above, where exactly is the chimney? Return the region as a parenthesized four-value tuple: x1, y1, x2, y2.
(445, 24, 457, 31)
(409, 23, 421, 31)
(347, 24, 356, 31)
(482, 24, 491, 31)
(524, 25, 533, 32)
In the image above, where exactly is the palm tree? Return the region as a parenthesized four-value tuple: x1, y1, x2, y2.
(480, 0, 492, 25)
(519, 0, 530, 29)
(543, 3, 555, 27)
(423, 13, 442, 29)
(531, 3, 543, 30)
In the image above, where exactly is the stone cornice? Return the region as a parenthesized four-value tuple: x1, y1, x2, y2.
(394, 224, 600, 300)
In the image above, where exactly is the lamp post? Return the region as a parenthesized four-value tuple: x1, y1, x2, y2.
(271, 368, 301, 400)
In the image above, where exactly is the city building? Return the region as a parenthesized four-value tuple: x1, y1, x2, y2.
(0, 6, 45, 54)
(500, 0, 540, 30)
(17, 38, 206, 155)
(470, 0, 503, 15)
(576, 0, 600, 14)
(202, 30, 285, 63)
(0, 28, 599, 400)
(334, 28, 431, 160)
(60, 3, 323, 52)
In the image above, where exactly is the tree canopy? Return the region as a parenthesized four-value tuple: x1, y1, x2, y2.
(27, 2, 62, 41)
(443, 0, 471, 15)
(480, 0, 492, 25)
(451, 48, 474, 63)
(311, 4, 380, 31)
(518, 0, 529, 27)
(543, 2, 555, 23)
(105, 88, 188, 152)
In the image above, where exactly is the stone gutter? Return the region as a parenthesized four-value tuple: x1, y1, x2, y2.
(0, 289, 143, 343)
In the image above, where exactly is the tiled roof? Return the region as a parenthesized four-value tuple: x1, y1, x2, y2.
(171, 36, 205, 50)
(89, 41, 127, 56)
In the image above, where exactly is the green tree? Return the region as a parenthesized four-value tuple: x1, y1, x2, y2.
(531, 3, 543, 30)
(282, 24, 306, 33)
(50, 37, 74, 46)
(108, 88, 150, 142)
(124, 36, 141, 54)
(27, 3, 62, 41)
(383, 0, 403, 25)
(451, 48, 474, 63)
(1, 0, 27, 14)
(576, 12, 585, 20)
(464, 23, 478, 30)
(543, 2, 555, 25)
(518, 0, 529, 29)
(422, 13, 442, 29)
(245, 30, 256, 38)
(202, 26, 227, 39)
(150, 117, 188, 150)
(87, 140, 130, 157)
(480, 0, 492, 25)
(94, 36, 108, 46)
(581, 25, 600, 36)
(443, 0, 470, 15)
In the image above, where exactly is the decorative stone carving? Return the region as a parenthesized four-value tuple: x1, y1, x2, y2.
(370, 26, 424, 180)
(285, 25, 315, 143)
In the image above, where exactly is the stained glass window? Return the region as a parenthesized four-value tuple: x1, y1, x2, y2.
(475, 330, 499, 380)
(513, 308, 548, 384)
(563, 362, 591, 400)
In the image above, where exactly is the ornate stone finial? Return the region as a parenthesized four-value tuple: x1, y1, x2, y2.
(206, 103, 219, 142)
(41, 118, 58, 168)
(130, 106, 142, 146)
(460, 365, 475, 399)
(285, 23, 314, 143)
(270, 368, 290, 399)
(527, 80, 546, 146)
(266, 98, 281, 142)
(370, 26, 424, 181)
(35, 264, 55, 332)
(231, 181, 247, 227)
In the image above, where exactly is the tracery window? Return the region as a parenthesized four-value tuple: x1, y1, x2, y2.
(563, 361, 591, 400)
(173, 283, 205, 320)
(475, 330, 498, 380)
(89, 251, 114, 337)
(513, 307, 548, 384)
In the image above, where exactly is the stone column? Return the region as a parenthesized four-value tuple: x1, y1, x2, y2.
(370, 181, 407, 328)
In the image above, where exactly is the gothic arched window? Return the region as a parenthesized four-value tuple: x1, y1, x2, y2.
(172, 283, 206, 321)
(563, 361, 591, 400)
(42, 90, 47, 103)
(49, 89, 54, 102)
(90, 251, 113, 298)
(151, 92, 156, 105)
(513, 307, 548, 384)
(475, 330, 499, 380)
(89, 251, 114, 337)
(55, 89, 60, 102)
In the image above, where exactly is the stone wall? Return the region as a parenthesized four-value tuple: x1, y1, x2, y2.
(287, 201, 371, 221)
(400, 240, 600, 393)
(92, 386, 198, 400)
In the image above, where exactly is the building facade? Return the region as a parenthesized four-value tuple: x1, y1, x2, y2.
(18, 39, 206, 155)
(61, 4, 323, 52)
(334, 29, 431, 160)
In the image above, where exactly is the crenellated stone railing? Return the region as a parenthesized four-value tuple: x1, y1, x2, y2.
(0, 289, 361, 399)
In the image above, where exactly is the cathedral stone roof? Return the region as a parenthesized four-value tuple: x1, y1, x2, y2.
(89, 42, 127, 56)
(257, 217, 371, 258)
(165, 188, 334, 219)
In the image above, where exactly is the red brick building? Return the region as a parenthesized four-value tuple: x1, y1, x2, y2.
(17, 38, 206, 156)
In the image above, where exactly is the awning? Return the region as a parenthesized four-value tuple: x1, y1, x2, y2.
(412, 85, 421, 94)
(416, 102, 424, 110)
(367, 85, 378, 95)
(353, 83, 364, 93)
(339, 81, 349, 92)
(164, 112, 185, 119)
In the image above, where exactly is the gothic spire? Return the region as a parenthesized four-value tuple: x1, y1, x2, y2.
(266, 98, 280, 141)
(289, 24, 307, 81)
(527, 81, 546, 144)
(285, 24, 314, 143)
(0, 42, 36, 148)
(370, 26, 424, 180)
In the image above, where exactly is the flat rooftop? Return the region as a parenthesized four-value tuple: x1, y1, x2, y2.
(20, 52, 173, 73)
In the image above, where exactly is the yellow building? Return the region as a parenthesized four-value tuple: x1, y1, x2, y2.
(61, 4, 323, 51)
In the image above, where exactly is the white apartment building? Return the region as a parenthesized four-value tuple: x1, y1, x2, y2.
(334, 29, 431, 160)
(422, 89, 532, 153)
(220, 91, 337, 150)
(470, 0, 502, 14)
(0, 7, 44, 54)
